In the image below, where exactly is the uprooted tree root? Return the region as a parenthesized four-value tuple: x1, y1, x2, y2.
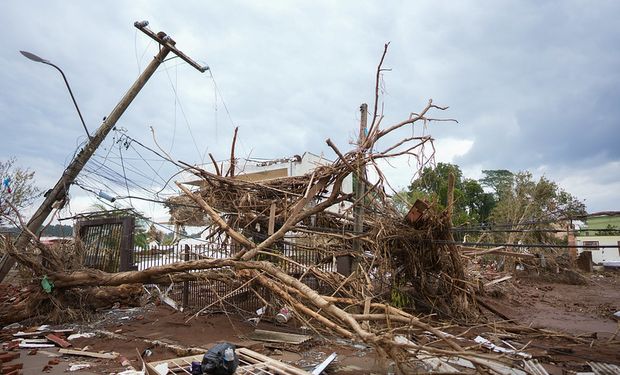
(0, 238, 143, 324)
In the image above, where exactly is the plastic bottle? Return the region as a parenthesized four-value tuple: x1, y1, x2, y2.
(224, 347, 235, 362)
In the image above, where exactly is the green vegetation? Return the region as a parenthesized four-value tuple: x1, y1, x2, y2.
(406, 163, 495, 225)
(402, 163, 586, 245)
(0, 158, 39, 226)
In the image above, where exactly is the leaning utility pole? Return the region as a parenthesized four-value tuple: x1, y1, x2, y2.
(337, 103, 368, 276)
(0, 21, 207, 282)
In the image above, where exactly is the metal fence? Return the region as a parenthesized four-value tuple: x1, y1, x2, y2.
(134, 235, 338, 311)
(77, 216, 135, 272)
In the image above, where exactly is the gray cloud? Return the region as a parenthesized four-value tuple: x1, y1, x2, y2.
(1, 0, 619, 216)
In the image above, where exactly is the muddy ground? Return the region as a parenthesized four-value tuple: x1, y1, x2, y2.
(1, 271, 619, 374)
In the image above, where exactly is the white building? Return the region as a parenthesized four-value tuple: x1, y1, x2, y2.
(575, 211, 620, 266)
(181, 152, 354, 214)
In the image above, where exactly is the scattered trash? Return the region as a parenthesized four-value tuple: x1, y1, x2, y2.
(67, 332, 96, 340)
(152, 284, 181, 312)
(120, 355, 132, 367)
(275, 307, 291, 324)
(474, 336, 531, 359)
(67, 362, 92, 371)
(311, 352, 337, 375)
(2, 323, 21, 330)
(247, 306, 267, 324)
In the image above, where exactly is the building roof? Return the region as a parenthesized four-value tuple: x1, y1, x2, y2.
(586, 211, 620, 218)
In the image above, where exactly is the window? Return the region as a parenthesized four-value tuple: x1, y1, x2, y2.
(583, 241, 599, 250)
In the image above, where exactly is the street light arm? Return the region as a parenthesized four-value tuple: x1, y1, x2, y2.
(42, 61, 91, 139)
(19, 50, 91, 139)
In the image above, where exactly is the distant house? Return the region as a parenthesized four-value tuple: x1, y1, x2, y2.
(40, 236, 73, 246)
(575, 211, 620, 265)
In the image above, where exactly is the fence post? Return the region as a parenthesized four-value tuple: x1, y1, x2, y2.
(183, 244, 190, 309)
(120, 217, 135, 271)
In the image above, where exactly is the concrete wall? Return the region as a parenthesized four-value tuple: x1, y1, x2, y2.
(576, 235, 620, 264)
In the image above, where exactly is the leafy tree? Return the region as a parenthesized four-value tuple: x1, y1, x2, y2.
(0, 158, 40, 225)
(407, 163, 495, 224)
(147, 224, 164, 244)
(479, 169, 514, 196)
(41, 224, 73, 237)
(488, 171, 586, 245)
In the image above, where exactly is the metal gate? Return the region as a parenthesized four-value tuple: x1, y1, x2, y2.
(76, 215, 136, 272)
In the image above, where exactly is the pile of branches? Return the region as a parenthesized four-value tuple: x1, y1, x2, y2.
(0, 230, 143, 324)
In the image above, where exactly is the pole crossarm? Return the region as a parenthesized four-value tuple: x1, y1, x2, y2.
(134, 21, 208, 73)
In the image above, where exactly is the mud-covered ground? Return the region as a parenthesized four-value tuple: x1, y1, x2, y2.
(1, 271, 619, 374)
(481, 270, 620, 339)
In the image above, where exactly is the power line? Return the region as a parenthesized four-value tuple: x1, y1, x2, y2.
(451, 228, 620, 233)
(162, 59, 203, 163)
(432, 240, 620, 249)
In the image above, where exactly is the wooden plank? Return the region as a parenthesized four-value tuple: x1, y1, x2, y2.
(13, 331, 44, 338)
(268, 202, 276, 235)
(237, 347, 312, 375)
(18, 343, 55, 349)
(362, 297, 371, 331)
(484, 275, 512, 287)
(58, 348, 118, 359)
(247, 329, 311, 345)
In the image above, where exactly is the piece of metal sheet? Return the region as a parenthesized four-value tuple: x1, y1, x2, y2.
(587, 361, 620, 375)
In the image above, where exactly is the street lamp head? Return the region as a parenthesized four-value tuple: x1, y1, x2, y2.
(20, 51, 50, 64)
(19, 50, 92, 139)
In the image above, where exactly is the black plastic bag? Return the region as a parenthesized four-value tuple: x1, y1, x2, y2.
(201, 343, 239, 375)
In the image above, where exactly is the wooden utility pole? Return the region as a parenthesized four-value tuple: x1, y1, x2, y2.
(354, 103, 368, 242)
(447, 172, 455, 224)
(337, 103, 368, 276)
(0, 22, 207, 282)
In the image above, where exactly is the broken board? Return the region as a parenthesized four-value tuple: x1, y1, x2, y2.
(58, 348, 118, 359)
(247, 329, 311, 345)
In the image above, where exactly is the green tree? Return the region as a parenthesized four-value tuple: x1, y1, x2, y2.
(488, 171, 586, 245)
(147, 224, 164, 244)
(407, 163, 495, 224)
(0, 158, 40, 225)
(479, 169, 514, 196)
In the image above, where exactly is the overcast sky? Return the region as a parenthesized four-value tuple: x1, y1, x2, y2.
(1, 0, 619, 225)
